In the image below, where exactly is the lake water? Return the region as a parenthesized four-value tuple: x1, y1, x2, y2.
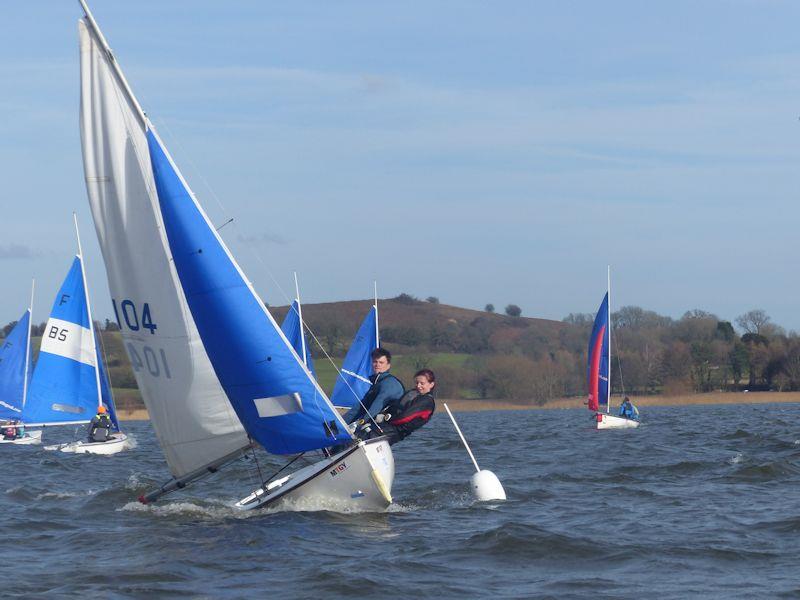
(2, 403, 799, 598)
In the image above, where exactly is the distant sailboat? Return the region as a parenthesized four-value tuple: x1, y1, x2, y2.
(0, 283, 41, 445)
(330, 292, 379, 410)
(587, 269, 640, 430)
(280, 275, 316, 377)
(27, 217, 130, 453)
(78, 1, 394, 510)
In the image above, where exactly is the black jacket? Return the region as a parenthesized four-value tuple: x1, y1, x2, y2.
(381, 390, 436, 440)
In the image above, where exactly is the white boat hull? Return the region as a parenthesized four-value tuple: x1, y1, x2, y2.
(0, 430, 42, 445)
(596, 413, 640, 429)
(44, 433, 130, 455)
(235, 437, 395, 512)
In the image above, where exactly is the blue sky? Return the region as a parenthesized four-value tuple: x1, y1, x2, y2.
(2, 1, 799, 330)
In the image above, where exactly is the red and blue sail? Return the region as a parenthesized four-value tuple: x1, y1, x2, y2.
(587, 292, 610, 412)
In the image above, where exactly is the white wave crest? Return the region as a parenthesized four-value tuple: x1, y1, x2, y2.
(117, 499, 258, 520)
(35, 489, 96, 500)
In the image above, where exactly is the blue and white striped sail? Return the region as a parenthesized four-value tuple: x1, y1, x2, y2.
(330, 306, 378, 409)
(0, 310, 32, 420)
(95, 330, 120, 431)
(23, 258, 99, 425)
(146, 128, 352, 455)
(281, 301, 317, 378)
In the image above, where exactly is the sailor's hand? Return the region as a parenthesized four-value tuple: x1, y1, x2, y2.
(348, 422, 359, 434)
(375, 413, 385, 424)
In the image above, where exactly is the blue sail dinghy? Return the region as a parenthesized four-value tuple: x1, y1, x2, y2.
(0, 284, 41, 445)
(29, 220, 130, 454)
(78, 1, 393, 510)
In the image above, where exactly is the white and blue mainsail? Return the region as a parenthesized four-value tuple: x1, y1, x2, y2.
(80, 13, 249, 481)
(23, 257, 99, 425)
(147, 128, 352, 454)
(281, 301, 317, 378)
(330, 305, 378, 409)
(0, 309, 32, 420)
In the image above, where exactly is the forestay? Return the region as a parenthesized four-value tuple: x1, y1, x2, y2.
(281, 301, 317, 378)
(587, 292, 610, 413)
(94, 332, 119, 431)
(330, 306, 378, 409)
(79, 18, 249, 477)
(23, 258, 99, 425)
(0, 310, 32, 420)
(147, 128, 353, 454)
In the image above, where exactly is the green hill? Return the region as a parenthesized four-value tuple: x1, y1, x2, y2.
(8, 295, 799, 409)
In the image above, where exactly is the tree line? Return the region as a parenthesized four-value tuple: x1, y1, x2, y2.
(3, 300, 797, 405)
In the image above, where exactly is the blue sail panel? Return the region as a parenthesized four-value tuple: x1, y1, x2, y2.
(23, 257, 99, 424)
(0, 310, 31, 420)
(586, 293, 609, 411)
(280, 301, 317, 378)
(147, 128, 352, 454)
(95, 330, 119, 431)
(48, 257, 91, 328)
(330, 306, 377, 409)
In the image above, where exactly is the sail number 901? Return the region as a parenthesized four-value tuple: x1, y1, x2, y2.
(112, 299, 157, 334)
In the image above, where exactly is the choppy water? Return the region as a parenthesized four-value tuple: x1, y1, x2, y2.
(3, 403, 800, 598)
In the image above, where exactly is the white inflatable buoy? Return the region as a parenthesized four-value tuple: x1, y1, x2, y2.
(443, 403, 506, 502)
(471, 469, 506, 501)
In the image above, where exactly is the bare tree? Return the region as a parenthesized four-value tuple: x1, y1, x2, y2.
(736, 309, 771, 336)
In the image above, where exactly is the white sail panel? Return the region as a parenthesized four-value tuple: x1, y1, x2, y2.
(39, 318, 97, 367)
(78, 19, 249, 478)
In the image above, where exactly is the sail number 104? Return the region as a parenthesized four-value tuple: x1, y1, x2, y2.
(112, 299, 157, 334)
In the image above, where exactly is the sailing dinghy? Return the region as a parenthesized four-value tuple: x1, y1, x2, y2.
(587, 270, 640, 430)
(27, 219, 130, 453)
(78, 1, 394, 511)
(280, 276, 317, 378)
(0, 284, 41, 445)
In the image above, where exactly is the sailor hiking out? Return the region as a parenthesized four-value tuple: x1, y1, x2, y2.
(343, 348, 404, 425)
(357, 369, 437, 445)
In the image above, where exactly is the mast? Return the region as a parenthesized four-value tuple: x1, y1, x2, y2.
(74, 213, 103, 411)
(293, 272, 307, 369)
(21, 279, 34, 408)
(374, 281, 380, 348)
(607, 265, 611, 414)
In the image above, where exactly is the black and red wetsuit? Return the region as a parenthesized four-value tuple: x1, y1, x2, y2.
(373, 389, 435, 445)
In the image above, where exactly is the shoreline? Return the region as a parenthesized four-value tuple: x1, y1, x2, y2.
(116, 391, 800, 420)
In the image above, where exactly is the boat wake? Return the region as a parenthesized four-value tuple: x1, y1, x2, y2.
(118, 499, 258, 520)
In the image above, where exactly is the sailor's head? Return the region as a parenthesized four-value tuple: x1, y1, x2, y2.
(97, 405, 107, 414)
(623, 396, 631, 404)
(414, 369, 436, 395)
(371, 347, 392, 374)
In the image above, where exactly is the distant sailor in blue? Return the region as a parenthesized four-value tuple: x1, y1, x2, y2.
(618, 396, 640, 421)
(343, 347, 404, 425)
